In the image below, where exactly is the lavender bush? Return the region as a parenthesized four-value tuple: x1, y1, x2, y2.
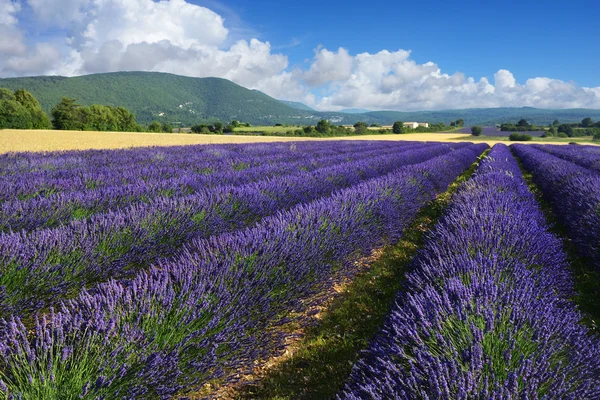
(340, 144, 600, 399)
(0, 144, 487, 398)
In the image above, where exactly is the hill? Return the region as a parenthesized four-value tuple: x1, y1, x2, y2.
(279, 100, 315, 112)
(1, 72, 600, 126)
(0, 72, 314, 126)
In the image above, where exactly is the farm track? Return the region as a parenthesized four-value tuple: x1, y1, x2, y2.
(221, 149, 491, 400)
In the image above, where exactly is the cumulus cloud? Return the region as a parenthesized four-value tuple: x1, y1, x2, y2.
(0, 0, 599, 111)
(305, 49, 600, 111)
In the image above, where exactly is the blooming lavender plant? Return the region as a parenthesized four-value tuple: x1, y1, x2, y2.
(532, 144, 600, 174)
(339, 144, 600, 399)
(0, 144, 487, 398)
(0, 143, 468, 319)
(512, 144, 600, 273)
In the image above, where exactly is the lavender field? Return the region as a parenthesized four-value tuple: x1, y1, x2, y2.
(0, 141, 599, 398)
(457, 126, 546, 137)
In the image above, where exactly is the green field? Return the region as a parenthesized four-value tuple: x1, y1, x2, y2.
(454, 135, 599, 144)
(233, 126, 304, 134)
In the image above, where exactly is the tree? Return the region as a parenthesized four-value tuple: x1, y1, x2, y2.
(191, 124, 210, 134)
(0, 88, 15, 101)
(517, 119, 529, 127)
(392, 121, 405, 134)
(212, 122, 223, 133)
(147, 121, 163, 133)
(450, 121, 456, 127)
(316, 119, 331, 134)
(471, 126, 483, 136)
(552, 119, 560, 126)
(456, 118, 464, 127)
(51, 97, 84, 130)
(231, 120, 240, 128)
(557, 124, 574, 137)
(161, 122, 173, 133)
(353, 121, 368, 134)
(582, 117, 593, 127)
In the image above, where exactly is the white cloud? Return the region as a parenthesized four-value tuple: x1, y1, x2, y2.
(300, 47, 354, 86)
(0, 0, 599, 111)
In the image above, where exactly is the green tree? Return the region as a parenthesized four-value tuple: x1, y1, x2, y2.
(517, 119, 529, 127)
(456, 118, 464, 127)
(147, 121, 163, 132)
(353, 121, 368, 134)
(0, 99, 31, 129)
(471, 126, 483, 136)
(552, 119, 560, 126)
(558, 124, 574, 137)
(191, 124, 211, 134)
(582, 117, 593, 127)
(161, 122, 173, 133)
(212, 122, 224, 133)
(392, 121, 405, 134)
(0, 88, 15, 101)
(316, 119, 331, 134)
(51, 97, 84, 130)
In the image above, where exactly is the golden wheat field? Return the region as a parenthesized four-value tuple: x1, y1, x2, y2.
(0, 129, 595, 154)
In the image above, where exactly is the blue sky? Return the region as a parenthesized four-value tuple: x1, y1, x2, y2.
(208, 0, 600, 87)
(1, 0, 600, 110)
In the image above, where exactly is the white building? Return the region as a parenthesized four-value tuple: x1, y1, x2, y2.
(403, 122, 419, 129)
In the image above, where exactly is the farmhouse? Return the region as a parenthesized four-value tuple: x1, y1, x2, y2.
(403, 122, 429, 129)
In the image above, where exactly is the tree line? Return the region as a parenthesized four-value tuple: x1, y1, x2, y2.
(1, 88, 172, 133)
(0, 88, 52, 129)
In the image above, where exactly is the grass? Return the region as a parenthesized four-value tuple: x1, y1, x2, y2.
(230, 149, 490, 400)
(511, 148, 600, 335)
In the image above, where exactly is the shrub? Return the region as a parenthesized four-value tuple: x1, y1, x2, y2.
(509, 133, 533, 142)
(471, 126, 483, 136)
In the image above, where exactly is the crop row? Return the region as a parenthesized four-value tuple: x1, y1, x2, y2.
(512, 144, 600, 273)
(0, 141, 384, 175)
(340, 144, 600, 399)
(533, 144, 600, 174)
(0, 143, 467, 319)
(0, 142, 429, 232)
(0, 141, 406, 202)
(0, 144, 487, 398)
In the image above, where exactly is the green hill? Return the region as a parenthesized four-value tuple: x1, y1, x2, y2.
(1, 71, 599, 126)
(279, 100, 315, 112)
(0, 72, 313, 126)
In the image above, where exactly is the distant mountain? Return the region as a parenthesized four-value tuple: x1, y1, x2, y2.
(279, 100, 315, 112)
(339, 108, 372, 114)
(1, 72, 600, 126)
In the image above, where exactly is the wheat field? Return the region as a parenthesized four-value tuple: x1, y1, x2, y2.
(0, 129, 595, 154)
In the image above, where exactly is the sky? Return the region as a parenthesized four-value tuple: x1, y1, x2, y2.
(1, 0, 600, 111)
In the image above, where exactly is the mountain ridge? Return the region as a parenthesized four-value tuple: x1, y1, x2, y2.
(1, 71, 600, 126)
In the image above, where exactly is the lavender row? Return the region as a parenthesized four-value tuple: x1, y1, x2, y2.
(340, 144, 600, 399)
(0, 140, 374, 175)
(532, 144, 600, 174)
(0, 143, 427, 232)
(0, 141, 405, 202)
(0, 144, 487, 399)
(0, 143, 467, 318)
(512, 144, 600, 272)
